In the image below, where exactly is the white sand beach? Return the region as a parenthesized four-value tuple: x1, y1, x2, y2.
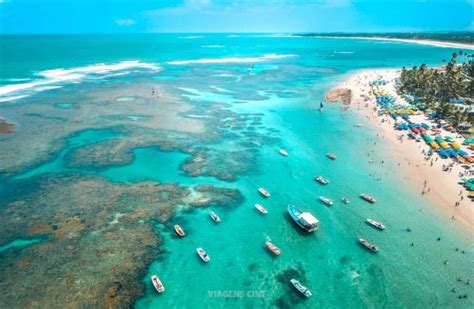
(316, 36, 474, 50)
(334, 69, 474, 233)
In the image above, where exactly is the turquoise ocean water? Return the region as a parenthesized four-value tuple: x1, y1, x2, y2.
(0, 34, 473, 308)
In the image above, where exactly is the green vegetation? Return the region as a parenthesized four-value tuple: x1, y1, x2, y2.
(399, 52, 474, 127)
(295, 32, 474, 44)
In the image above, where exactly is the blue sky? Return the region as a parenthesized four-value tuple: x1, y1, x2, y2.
(0, 0, 473, 34)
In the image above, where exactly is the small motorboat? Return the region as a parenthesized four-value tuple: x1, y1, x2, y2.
(327, 153, 337, 160)
(209, 211, 221, 223)
(290, 279, 312, 298)
(341, 197, 350, 204)
(315, 176, 329, 185)
(196, 247, 211, 262)
(319, 196, 333, 206)
(258, 187, 271, 198)
(174, 224, 186, 237)
(265, 241, 281, 255)
(358, 238, 379, 253)
(360, 194, 377, 203)
(255, 204, 268, 214)
(151, 275, 165, 293)
(278, 149, 288, 156)
(366, 219, 386, 230)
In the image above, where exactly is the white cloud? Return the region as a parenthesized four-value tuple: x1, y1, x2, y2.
(115, 19, 136, 26)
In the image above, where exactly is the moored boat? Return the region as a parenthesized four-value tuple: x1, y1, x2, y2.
(151, 275, 165, 293)
(255, 204, 268, 214)
(287, 205, 319, 232)
(315, 176, 329, 185)
(290, 279, 312, 298)
(265, 241, 281, 255)
(174, 224, 186, 237)
(358, 238, 379, 252)
(319, 196, 333, 206)
(327, 153, 337, 160)
(278, 149, 288, 156)
(196, 247, 211, 262)
(258, 187, 271, 198)
(366, 219, 386, 230)
(209, 211, 221, 223)
(360, 193, 376, 203)
(341, 197, 350, 204)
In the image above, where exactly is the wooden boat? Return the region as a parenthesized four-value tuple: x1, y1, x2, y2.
(358, 238, 379, 252)
(258, 187, 271, 198)
(265, 241, 281, 255)
(174, 224, 186, 237)
(278, 149, 288, 156)
(209, 211, 221, 223)
(290, 279, 312, 298)
(360, 194, 376, 203)
(255, 204, 268, 214)
(319, 196, 333, 206)
(327, 153, 337, 160)
(287, 205, 319, 232)
(315, 176, 329, 185)
(196, 247, 211, 262)
(151, 275, 165, 293)
(366, 219, 385, 230)
(341, 197, 350, 204)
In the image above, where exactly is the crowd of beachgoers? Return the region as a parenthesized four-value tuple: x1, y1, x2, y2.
(332, 69, 474, 232)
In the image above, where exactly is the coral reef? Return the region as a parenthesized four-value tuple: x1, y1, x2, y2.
(0, 175, 243, 308)
(325, 88, 353, 104)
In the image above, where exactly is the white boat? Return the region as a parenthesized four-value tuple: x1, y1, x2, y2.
(209, 211, 221, 223)
(278, 149, 288, 156)
(151, 275, 165, 293)
(315, 176, 329, 185)
(255, 204, 268, 214)
(319, 196, 333, 206)
(366, 219, 385, 230)
(196, 247, 211, 262)
(287, 205, 319, 232)
(174, 224, 186, 237)
(258, 187, 270, 198)
(360, 194, 376, 203)
(290, 279, 312, 298)
(341, 197, 350, 204)
(358, 238, 379, 253)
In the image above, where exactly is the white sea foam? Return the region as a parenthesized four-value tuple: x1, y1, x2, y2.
(202, 45, 225, 48)
(334, 51, 354, 54)
(0, 95, 29, 103)
(167, 54, 296, 65)
(180, 36, 204, 39)
(0, 60, 160, 102)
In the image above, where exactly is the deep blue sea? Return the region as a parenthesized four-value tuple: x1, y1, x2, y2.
(0, 34, 473, 308)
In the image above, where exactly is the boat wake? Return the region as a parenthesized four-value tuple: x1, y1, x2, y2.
(0, 60, 160, 103)
(166, 54, 297, 65)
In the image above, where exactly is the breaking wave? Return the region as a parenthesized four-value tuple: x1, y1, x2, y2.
(0, 60, 160, 102)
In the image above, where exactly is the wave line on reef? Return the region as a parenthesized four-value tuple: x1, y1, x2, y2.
(0, 60, 161, 102)
(166, 54, 297, 65)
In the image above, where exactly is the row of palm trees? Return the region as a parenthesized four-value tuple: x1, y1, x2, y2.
(399, 52, 474, 127)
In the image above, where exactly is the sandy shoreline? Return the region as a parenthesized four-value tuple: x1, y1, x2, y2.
(333, 69, 474, 234)
(313, 36, 474, 50)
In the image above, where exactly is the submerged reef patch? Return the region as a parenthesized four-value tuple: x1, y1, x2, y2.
(0, 119, 15, 134)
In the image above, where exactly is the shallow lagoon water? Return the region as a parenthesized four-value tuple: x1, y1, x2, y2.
(0, 34, 473, 308)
